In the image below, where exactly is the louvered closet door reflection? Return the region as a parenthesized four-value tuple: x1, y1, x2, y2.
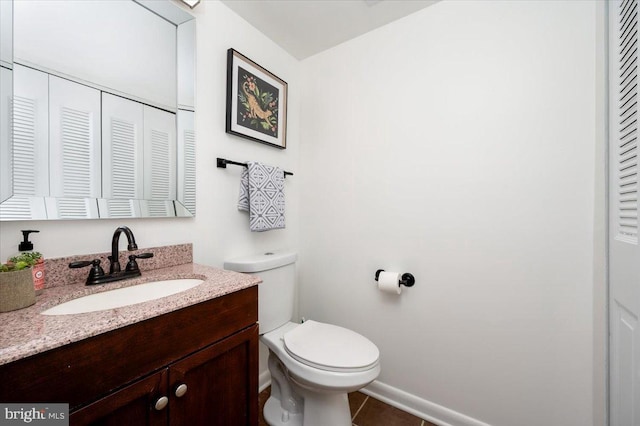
(177, 110, 195, 215)
(143, 106, 176, 201)
(102, 93, 144, 201)
(11, 64, 49, 198)
(49, 75, 101, 199)
(1, 67, 13, 203)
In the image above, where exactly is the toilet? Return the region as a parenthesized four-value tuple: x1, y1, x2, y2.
(224, 251, 380, 426)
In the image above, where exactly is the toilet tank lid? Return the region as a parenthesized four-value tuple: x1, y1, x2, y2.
(224, 251, 298, 273)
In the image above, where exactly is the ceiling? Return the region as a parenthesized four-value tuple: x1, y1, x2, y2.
(219, 0, 439, 60)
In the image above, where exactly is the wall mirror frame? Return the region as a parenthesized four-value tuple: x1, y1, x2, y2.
(0, 0, 196, 220)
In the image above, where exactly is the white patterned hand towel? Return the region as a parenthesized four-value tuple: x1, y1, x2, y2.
(238, 162, 285, 232)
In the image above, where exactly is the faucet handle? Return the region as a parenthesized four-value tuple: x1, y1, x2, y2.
(69, 259, 106, 285)
(125, 252, 154, 272)
(69, 260, 93, 269)
(134, 253, 154, 259)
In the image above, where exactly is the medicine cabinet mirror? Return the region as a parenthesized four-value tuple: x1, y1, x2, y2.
(0, 0, 196, 220)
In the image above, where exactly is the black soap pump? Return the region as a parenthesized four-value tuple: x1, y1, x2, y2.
(16, 230, 45, 295)
(19, 230, 37, 251)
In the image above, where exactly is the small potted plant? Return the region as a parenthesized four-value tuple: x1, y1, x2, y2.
(0, 254, 37, 312)
(8, 252, 45, 294)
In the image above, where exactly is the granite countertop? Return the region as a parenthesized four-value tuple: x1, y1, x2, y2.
(0, 263, 261, 366)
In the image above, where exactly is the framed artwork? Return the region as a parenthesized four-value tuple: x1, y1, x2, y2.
(226, 48, 288, 149)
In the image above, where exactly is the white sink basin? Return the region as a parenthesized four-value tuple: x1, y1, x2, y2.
(41, 279, 204, 315)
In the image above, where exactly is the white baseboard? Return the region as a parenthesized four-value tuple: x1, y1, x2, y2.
(361, 380, 492, 426)
(259, 370, 271, 393)
(257, 373, 489, 426)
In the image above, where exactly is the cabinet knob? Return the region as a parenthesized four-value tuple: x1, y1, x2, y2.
(175, 383, 188, 398)
(154, 396, 169, 411)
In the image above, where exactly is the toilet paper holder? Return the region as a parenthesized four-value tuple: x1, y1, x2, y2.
(375, 269, 415, 287)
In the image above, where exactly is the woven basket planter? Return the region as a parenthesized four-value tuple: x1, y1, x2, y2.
(0, 268, 36, 312)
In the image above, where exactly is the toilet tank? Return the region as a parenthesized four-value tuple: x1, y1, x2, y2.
(224, 251, 297, 334)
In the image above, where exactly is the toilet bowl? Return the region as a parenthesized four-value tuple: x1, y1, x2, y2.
(261, 321, 380, 426)
(224, 251, 380, 426)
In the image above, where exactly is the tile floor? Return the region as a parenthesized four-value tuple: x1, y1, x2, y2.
(258, 387, 437, 426)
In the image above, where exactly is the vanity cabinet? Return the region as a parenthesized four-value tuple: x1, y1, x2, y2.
(169, 326, 257, 425)
(0, 286, 259, 426)
(71, 325, 257, 426)
(71, 369, 168, 426)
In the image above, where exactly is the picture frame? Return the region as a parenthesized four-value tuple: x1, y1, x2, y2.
(226, 48, 288, 149)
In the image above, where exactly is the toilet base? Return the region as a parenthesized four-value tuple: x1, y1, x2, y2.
(263, 392, 351, 426)
(300, 391, 351, 426)
(264, 348, 353, 426)
(264, 396, 303, 426)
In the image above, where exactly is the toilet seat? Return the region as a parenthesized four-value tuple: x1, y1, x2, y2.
(283, 320, 379, 373)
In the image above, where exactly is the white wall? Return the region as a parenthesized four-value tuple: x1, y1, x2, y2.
(0, 0, 300, 278)
(299, 1, 601, 426)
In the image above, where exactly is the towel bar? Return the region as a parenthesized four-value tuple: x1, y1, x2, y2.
(217, 158, 293, 177)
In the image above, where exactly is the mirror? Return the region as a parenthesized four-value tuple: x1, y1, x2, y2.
(0, 0, 196, 220)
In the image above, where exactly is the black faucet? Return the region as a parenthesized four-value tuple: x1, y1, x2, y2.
(109, 226, 138, 274)
(69, 226, 153, 285)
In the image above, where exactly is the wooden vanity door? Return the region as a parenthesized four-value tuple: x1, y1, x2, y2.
(169, 324, 259, 426)
(70, 369, 168, 426)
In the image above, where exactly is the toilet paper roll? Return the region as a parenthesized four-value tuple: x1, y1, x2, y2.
(378, 271, 402, 295)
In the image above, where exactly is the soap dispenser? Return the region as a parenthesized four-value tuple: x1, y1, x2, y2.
(11, 230, 45, 295)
